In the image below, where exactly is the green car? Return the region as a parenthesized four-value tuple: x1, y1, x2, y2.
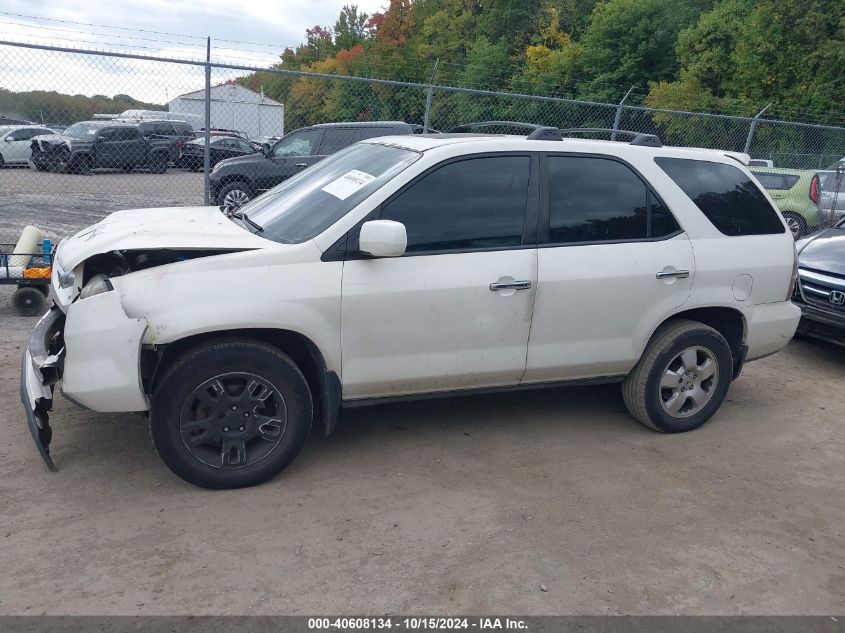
(750, 167, 823, 238)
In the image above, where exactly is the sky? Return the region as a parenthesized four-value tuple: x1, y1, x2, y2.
(0, 0, 385, 103)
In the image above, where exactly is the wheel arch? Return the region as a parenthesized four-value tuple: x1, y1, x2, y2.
(144, 328, 341, 435)
(644, 306, 747, 377)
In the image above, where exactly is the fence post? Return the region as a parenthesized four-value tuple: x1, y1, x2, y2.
(423, 58, 439, 133)
(203, 37, 212, 206)
(743, 103, 772, 155)
(611, 86, 635, 141)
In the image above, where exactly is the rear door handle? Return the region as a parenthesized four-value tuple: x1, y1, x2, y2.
(294, 162, 308, 168)
(656, 269, 690, 279)
(490, 280, 532, 291)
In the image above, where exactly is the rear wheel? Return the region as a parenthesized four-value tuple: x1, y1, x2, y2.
(217, 181, 253, 211)
(622, 319, 733, 433)
(782, 212, 806, 239)
(13, 286, 46, 316)
(149, 152, 168, 174)
(150, 339, 313, 489)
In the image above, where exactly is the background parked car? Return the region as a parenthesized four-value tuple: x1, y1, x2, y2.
(0, 125, 54, 167)
(176, 136, 259, 170)
(134, 120, 195, 161)
(793, 216, 845, 346)
(209, 121, 414, 210)
(750, 167, 823, 238)
(30, 121, 177, 174)
(817, 168, 845, 225)
(748, 158, 774, 167)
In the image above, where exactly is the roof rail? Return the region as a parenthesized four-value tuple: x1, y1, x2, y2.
(447, 122, 663, 147)
(447, 121, 545, 133)
(558, 128, 662, 147)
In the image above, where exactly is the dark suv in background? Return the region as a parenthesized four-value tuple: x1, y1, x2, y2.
(209, 121, 414, 209)
(30, 120, 184, 174)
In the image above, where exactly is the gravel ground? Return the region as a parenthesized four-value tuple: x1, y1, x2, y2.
(0, 168, 204, 243)
(0, 286, 843, 615)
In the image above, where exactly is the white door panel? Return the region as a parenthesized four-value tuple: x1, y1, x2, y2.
(341, 250, 537, 399)
(524, 236, 694, 382)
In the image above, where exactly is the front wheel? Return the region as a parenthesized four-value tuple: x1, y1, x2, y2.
(217, 181, 252, 211)
(622, 319, 733, 433)
(150, 339, 313, 489)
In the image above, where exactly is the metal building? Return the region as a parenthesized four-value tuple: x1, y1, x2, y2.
(167, 83, 284, 139)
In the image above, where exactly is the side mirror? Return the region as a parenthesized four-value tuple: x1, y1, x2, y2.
(261, 143, 271, 157)
(359, 220, 407, 258)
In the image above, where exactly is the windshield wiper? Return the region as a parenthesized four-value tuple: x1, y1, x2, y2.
(226, 210, 264, 233)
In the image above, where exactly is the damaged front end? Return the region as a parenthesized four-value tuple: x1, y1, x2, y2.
(30, 135, 75, 172)
(20, 308, 65, 471)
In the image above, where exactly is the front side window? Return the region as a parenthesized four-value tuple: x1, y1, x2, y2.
(547, 156, 676, 243)
(381, 156, 530, 253)
(656, 157, 785, 236)
(242, 143, 420, 244)
(272, 129, 322, 157)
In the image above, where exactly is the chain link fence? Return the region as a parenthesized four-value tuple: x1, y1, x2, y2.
(1, 39, 844, 248)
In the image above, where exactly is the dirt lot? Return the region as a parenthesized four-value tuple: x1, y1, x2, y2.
(0, 168, 204, 243)
(0, 287, 843, 615)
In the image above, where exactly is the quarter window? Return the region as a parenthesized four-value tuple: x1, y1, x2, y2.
(752, 172, 800, 190)
(381, 156, 530, 253)
(547, 156, 676, 243)
(656, 158, 785, 236)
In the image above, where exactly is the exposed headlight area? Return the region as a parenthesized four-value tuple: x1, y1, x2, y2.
(78, 274, 114, 300)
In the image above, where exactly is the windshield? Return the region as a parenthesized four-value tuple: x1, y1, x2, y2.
(240, 143, 420, 244)
(64, 122, 101, 139)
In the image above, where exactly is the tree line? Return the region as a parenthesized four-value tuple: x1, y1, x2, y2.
(237, 0, 843, 156)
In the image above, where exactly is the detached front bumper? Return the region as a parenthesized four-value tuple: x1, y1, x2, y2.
(20, 308, 65, 471)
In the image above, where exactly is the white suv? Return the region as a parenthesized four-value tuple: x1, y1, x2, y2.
(21, 127, 801, 489)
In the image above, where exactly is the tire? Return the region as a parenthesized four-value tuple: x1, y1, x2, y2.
(70, 155, 91, 175)
(782, 212, 807, 239)
(217, 181, 252, 211)
(0, 154, 5, 168)
(622, 319, 733, 433)
(13, 286, 46, 316)
(149, 152, 168, 174)
(150, 339, 313, 489)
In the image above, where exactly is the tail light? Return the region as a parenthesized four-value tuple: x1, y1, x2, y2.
(786, 242, 799, 300)
(809, 174, 820, 204)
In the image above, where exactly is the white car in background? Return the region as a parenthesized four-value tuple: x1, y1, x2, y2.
(21, 127, 801, 489)
(0, 125, 55, 167)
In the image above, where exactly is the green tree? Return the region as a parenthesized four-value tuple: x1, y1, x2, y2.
(334, 5, 370, 50)
(577, 0, 702, 100)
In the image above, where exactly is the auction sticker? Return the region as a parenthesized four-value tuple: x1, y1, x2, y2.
(322, 169, 376, 200)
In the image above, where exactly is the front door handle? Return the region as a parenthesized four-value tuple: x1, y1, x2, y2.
(656, 269, 690, 279)
(294, 162, 308, 168)
(490, 280, 532, 291)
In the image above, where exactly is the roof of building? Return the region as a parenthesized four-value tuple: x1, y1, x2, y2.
(170, 83, 282, 107)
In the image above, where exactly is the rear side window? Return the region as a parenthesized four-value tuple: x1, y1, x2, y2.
(656, 158, 785, 236)
(753, 172, 800, 190)
(546, 156, 679, 243)
(320, 129, 359, 154)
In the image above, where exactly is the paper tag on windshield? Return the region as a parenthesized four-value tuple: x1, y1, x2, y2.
(321, 169, 376, 200)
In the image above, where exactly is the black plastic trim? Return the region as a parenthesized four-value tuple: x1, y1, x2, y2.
(342, 375, 624, 408)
